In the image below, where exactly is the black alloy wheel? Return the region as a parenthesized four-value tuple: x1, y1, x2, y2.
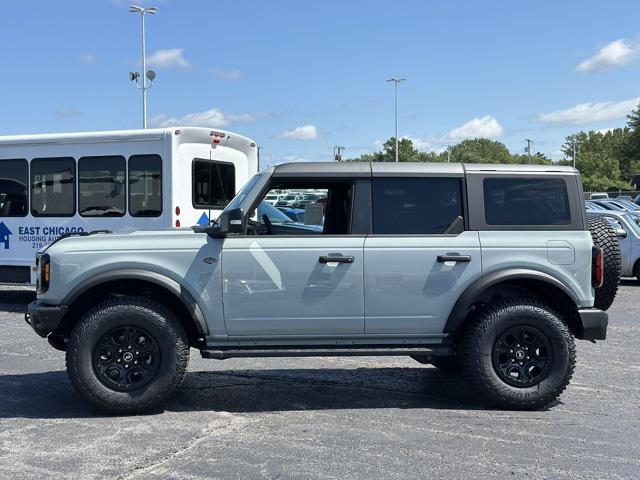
(93, 326, 161, 392)
(491, 325, 552, 388)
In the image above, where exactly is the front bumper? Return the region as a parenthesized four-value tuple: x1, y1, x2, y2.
(577, 308, 608, 341)
(25, 301, 67, 338)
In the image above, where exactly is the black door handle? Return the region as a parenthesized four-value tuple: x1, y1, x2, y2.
(437, 254, 471, 263)
(319, 256, 354, 264)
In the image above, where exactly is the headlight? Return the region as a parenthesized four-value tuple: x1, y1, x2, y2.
(36, 253, 50, 294)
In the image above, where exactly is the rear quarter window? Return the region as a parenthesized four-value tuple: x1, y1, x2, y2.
(483, 177, 571, 226)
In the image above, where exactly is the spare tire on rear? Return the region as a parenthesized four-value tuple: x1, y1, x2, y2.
(588, 216, 621, 311)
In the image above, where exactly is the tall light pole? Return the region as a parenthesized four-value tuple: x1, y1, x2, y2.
(524, 138, 534, 164)
(386, 77, 406, 162)
(129, 4, 158, 129)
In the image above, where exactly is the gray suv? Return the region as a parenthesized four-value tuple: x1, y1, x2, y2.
(26, 162, 616, 414)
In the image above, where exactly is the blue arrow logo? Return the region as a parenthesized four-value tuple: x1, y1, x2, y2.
(0, 222, 12, 249)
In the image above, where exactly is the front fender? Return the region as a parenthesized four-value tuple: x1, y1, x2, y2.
(61, 269, 209, 336)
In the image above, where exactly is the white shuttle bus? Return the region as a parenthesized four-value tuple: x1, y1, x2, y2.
(0, 127, 258, 285)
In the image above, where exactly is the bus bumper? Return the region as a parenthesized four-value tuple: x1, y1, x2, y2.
(25, 301, 67, 338)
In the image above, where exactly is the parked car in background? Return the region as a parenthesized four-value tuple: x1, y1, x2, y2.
(264, 194, 284, 205)
(275, 193, 304, 207)
(588, 210, 640, 280)
(615, 195, 633, 202)
(611, 198, 640, 211)
(591, 200, 627, 212)
(590, 193, 610, 200)
(277, 206, 305, 222)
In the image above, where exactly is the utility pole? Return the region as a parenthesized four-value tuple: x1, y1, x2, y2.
(525, 139, 534, 164)
(333, 146, 345, 162)
(129, 5, 158, 129)
(446, 147, 451, 163)
(386, 77, 406, 162)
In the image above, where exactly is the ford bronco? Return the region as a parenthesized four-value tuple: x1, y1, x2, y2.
(26, 162, 619, 413)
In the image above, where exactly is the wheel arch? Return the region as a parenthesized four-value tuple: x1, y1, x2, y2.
(445, 269, 580, 335)
(59, 269, 209, 345)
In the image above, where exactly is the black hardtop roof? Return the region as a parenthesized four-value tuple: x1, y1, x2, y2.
(271, 162, 577, 178)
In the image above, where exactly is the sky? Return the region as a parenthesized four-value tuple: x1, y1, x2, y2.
(2, 0, 640, 167)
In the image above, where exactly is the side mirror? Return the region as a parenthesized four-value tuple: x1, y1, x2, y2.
(216, 208, 246, 236)
(616, 228, 627, 238)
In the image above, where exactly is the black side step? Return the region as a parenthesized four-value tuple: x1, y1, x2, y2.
(201, 346, 452, 360)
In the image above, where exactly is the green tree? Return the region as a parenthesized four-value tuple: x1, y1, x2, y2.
(561, 129, 633, 191)
(448, 138, 513, 164)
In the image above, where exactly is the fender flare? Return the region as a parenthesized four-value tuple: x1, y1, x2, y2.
(444, 268, 580, 334)
(62, 269, 209, 335)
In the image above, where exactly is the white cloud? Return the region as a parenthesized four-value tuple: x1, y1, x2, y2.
(78, 53, 96, 64)
(210, 68, 241, 81)
(537, 97, 640, 125)
(146, 48, 191, 69)
(278, 124, 318, 140)
(446, 115, 504, 140)
(576, 39, 640, 73)
(402, 136, 432, 152)
(150, 108, 258, 128)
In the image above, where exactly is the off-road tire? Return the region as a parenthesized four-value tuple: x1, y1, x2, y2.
(588, 216, 621, 311)
(459, 299, 575, 410)
(66, 297, 189, 414)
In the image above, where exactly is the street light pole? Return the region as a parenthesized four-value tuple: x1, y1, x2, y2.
(525, 138, 534, 164)
(387, 77, 406, 162)
(129, 5, 158, 129)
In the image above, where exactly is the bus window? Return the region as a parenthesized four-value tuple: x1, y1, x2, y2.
(0, 159, 28, 217)
(129, 154, 162, 217)
(79, 156, 126, 217)
(31, 157, 76, 217)
(192, 159, 235, 209)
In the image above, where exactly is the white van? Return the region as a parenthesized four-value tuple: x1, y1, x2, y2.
(0, 127, 258, 284)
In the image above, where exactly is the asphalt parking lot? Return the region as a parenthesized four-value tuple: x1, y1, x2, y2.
(1, 285, 639, 480)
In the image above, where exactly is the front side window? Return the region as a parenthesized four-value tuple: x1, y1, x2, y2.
(79, 156, 125, 217)
(129, 154, 162, 217)
(372, 178, 463, 234)
(31, 157, 76, 217)
(0, 159, 28, 217)
(192, 159, 235, 209)
(250, 183, 349, 235)
(484, 178, 570, 226)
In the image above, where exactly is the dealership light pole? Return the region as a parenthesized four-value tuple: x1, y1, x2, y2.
(387, 77, 406, 162)
(129, 4, 158, 129)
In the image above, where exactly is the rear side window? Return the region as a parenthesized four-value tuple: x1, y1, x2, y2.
(31, 157, 76, 217)
(0, 159, 28, 217)
(372, 178, 463, 234)
(129, 155, 162, 217)
(192, 159, 235, 209)
(484, 178, 570, 226)
(79, 156, 126, 217)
